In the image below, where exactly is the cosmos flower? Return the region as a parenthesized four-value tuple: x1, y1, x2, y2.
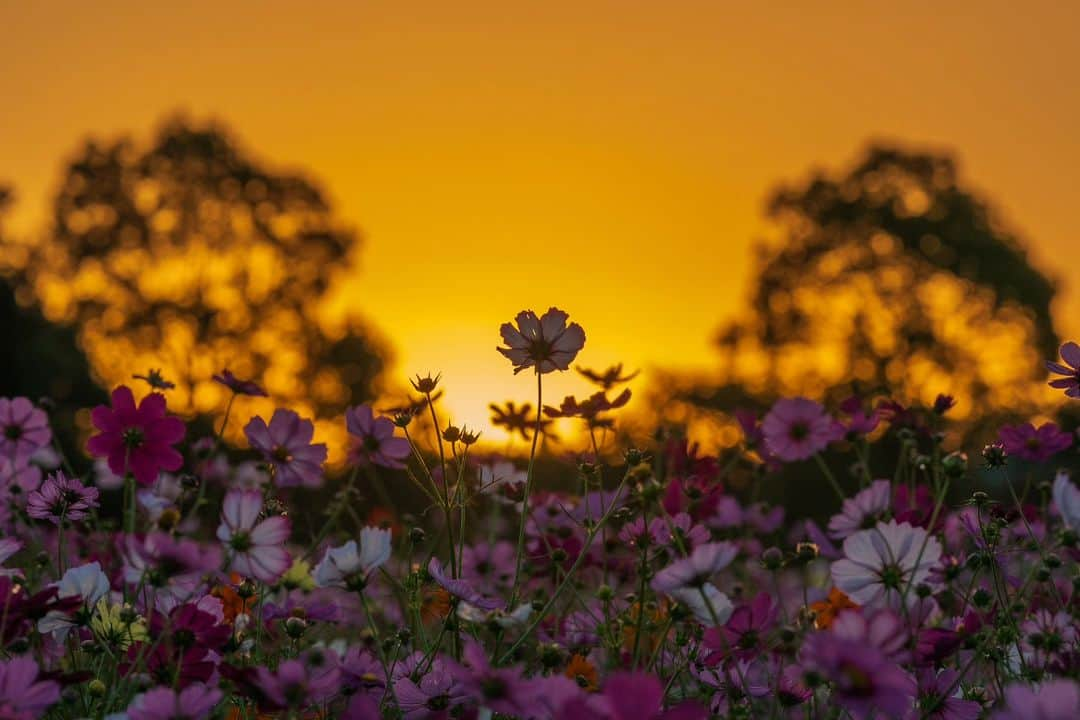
(37, 562, 111, 637)
(0, 657, 61, 719)
(761, 397, 842, 462)
(828, 479, 892, 539)
(0, 396, 51, 467)
(394, 664, 469, 720)
(831, 520, 942, 608)
(216, 489, 292, 584)
(651, 541, 739, 593)
(452, 639, 540, 717)
(345, 404, 411, 469)
(127, 683, 223, 720)
(704, 592, 779, 661)
(666, 583, 733, 625)
(26, 471, 99, 524)
(1046, 341, 1080, 398)
(427, 557, 504, 611)
(132, 368, 176, 391)
(253, 650, 343, 710)
(991, 679, 1079, 719)
(123, 533, 222, 608)
(313, 527, 393, 590)
(213, 369, 268, 397)
(575, 363, 639, 389)
(800, 632, 913, 720)
(556, 671, 707, 720)
(497, 307, 586, 375)
(998, 422, 1072, 462)
(1053, 470, 1080, 529)
(244, 409, 327, 488)
(87, 386, 185, 486)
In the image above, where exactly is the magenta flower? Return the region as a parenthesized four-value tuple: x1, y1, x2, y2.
(800, 632, 913, 720)
(651, 541, 738, 593)
(26, 471, 99, 525)
(123, 533, 222, 606)
(703, 592, 779, 661)
(87, 386, 185, 486)
(346, 404, 411, 469)
(127, 683, 223, 720)
(0, 397, 51, 467)
(394, 664, 469, 720)
(497, 307, 586, 375)
(216, 489, 292, 583)
(253, 651, 342, 710)
(244, 409, 327, 488)
(1046, 341, 1080, 398)
(762, 397, 841, 462)
(998, 422, 1072, 462)
(0, 657, 61, 718)
(557, 672, 706, 720)
(213, 369, 268, 397)
(453, 639, 539, 717)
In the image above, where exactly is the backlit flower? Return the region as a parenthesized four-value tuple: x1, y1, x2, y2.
(216, 489, 292, 584)
(87, 386, 185, 486)
(497, 307, 586, 375)
(831, 520, 942, 608)
(244, 409, 327, 488)
(998, 422, 1072, 462)
(346, 404, 411, 469)
(212, 369, 268, 397)
(762, 397, 841, 462)
(1046, 341, 1080, 398)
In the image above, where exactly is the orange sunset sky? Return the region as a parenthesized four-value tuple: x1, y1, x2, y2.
(3, 1, 1080, 438)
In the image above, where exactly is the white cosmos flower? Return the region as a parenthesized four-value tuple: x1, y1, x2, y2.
(1053, 471, 1080, 529)
(313, 527, 392, 589)
(667, 583, 733, 625)
(831, 519, 942, 608)
(38, 562, 112, 637)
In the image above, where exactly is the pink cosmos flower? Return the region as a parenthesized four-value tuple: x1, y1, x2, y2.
(87, 386, 185, 486)
(761, 398, 841, 462)
(998, 422, 1072, 462)
(650, 541, 738, 593)
(127, 683, 223, 720)
(556, 671, 707, 720)
(800, 632, 913, 720)
(394, 663, 469, 720)
(428, 557, 505, 611)
(905, 668, 981, 720)
(0, 396, 51, 467)
(216, 489, 292, 584)
(26, 471, 99, 525)
(831, 520, 942, 608)
(244, 409, 327, 488)
(497, 307, 586, 375)
(0, 657, 61, 718)
(828, 479, 892, 539)
(1046, 341, 1080, 398)
(346, 404, 411, 469)
(253, 651, 343, 710)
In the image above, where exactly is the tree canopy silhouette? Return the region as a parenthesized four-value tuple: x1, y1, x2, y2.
(674, 144, 1058, 434)
(7, 118, 386, 432)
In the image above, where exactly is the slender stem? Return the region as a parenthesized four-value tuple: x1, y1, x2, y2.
(509, 372, 543, 608)
(812, 453, 846, 503)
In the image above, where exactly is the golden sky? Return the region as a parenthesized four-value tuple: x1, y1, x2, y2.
(3, 1, 1080, 440)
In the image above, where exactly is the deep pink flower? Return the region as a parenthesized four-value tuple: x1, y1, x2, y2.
(556, 671, 706, 720)
(0, 657, 61, 718)
(253, 651, 342, 710)
(87, 386, 185, 486)
(26, 471, 99, 525)
(216, 489, 292, 584)
(703, 592, 779, 661)
(762, 398, 841, 462)
(244, 409, 327, 488)
(213, 369, 268, 397)
(123, 533, 222, 607)
(346, 404, 411, 469)
(800, 632, 914, 720)
(452, 639, 540, 717)
(1046, 341, 1080, 398)
(0, 397, 51, 467)
(497, 307, 586, 375)
(127, 683, 223, 720)
(998, 422, 1072, 462)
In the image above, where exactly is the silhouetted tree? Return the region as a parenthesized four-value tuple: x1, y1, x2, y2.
(0, 186, 106, 464)
(670, 145, 1058, 439)
(7, 118, 386, 432)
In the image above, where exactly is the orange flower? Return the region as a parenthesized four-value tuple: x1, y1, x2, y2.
(621, 601, 667, 655)
(809, 587, 858, 629)
(421, 587, 452, 623)
(211, 573, 256, 623)
(564, 654, 598, 691)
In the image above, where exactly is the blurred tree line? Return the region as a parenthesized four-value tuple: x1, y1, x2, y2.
(1, 118, 387, 459)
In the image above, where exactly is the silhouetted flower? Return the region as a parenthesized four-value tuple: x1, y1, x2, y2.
(1046, 341, 1080, 398)
(87, 386, 185, 486)
(244, 409, 327, 488)
(575, 363, 639, 389)
(497, 307, 585, 374)
(133, 368, 176, 391)
(26, 471, 99, 525)
(213, 369, 268, 397)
